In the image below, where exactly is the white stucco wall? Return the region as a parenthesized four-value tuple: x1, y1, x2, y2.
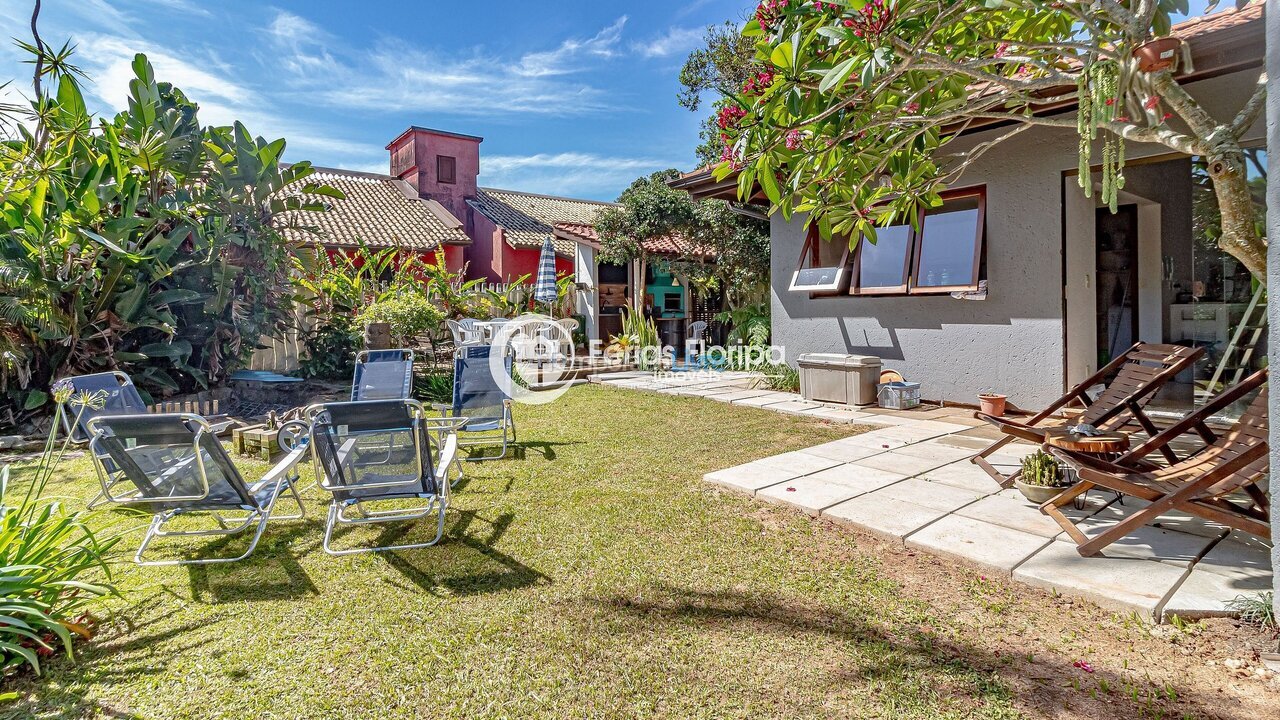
(770, 67, 1267, 409)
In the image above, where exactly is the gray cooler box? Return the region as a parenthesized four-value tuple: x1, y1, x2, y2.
(797, 353, 882, 406)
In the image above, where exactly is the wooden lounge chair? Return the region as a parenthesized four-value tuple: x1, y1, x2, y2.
(970, 342, 1202, 487)
(1042, 368, 1268, 557)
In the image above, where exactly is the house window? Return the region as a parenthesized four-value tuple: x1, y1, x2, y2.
(913, 193, 984, 291)
(437, 155, 456, 184)
(789, 226, 850, 292)
(792, 186, 986, 297)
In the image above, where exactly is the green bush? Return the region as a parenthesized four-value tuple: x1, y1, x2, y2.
(299, 319, 360, 380)
(355, 294, 445, 348)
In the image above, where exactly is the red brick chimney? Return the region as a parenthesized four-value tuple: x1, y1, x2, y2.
(385, 126, 482, 226)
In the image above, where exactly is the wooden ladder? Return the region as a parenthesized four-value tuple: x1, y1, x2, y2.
(1202, 285, 1266, 398)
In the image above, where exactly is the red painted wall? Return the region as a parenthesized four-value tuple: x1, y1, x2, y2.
(387, 128, 481, 228)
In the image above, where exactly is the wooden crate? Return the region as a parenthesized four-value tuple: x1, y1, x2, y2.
(232, 424, 279, 462)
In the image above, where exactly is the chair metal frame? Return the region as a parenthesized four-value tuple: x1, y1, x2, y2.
(435, 345, 517, 463)
(304, 399, 464, 555)
(86, 413, 308, 566)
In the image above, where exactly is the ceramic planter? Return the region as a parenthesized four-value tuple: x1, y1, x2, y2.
(1014, 479, 1065, 504)
(1133, 37, 1182, 73)
(977, 393, 1007, 417)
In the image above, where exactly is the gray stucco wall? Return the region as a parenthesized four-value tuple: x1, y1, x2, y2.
(1264, 0, 1278, 620)
(771, 68, 1267, 409)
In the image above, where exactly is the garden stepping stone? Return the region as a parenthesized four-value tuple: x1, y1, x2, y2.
(906, 515, 1053, 575)
(822, 494, 951, 540)
(1014, 540, 1189, 618)
(756, 476, 868, 516)
(860, 477, 984, 514)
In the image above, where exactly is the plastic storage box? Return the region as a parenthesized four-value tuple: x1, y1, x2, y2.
(877, 381, 921, 410)
(797, 353, 882, 406)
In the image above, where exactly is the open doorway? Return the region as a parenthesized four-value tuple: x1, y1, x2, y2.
(1094, 204, 1139, 370)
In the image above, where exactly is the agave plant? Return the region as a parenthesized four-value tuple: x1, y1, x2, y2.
(0, 388, 118, 676)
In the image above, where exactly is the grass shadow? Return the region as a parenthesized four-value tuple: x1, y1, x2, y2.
(184, 523, 321, 603)
(376, 509, 549, 597)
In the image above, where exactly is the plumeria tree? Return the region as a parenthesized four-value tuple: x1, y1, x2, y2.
(716, 0, 1269, 278)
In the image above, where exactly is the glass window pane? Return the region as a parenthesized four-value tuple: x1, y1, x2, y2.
(857, 223, 911, 289)
(916, 196, 981, 288)
(790, 232, 850, 292)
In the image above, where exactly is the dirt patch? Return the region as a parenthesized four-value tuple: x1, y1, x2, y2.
(794, 508, 1280, 719)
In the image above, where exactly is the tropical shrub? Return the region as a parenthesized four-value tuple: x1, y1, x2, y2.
(1, 384, 118, 676)
(355, 293, 445, 348)
(0, 44, 338, 428)
(297, 317, 360, 381)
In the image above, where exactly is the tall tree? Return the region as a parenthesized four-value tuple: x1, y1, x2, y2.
(595, 170, 769, 309)
(679, 21, 764, 166)
(716, 0, 1268, 278)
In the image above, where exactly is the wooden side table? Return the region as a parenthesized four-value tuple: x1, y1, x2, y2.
(1044, 428, 1130, 509)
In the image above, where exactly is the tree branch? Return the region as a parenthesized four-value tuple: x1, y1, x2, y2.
(1229, 71, 1267, 139)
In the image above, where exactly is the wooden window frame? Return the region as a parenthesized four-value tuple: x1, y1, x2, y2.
(849, 221, 913, 296)
(437, 155, 457, 185)
(791, 225, 851, 294)
(907, 186, 985, 295)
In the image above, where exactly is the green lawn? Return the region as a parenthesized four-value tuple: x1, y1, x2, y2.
(0, 385, 1265, 719)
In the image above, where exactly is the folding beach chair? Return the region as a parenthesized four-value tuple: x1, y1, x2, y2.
(86, 413, 308, 565)
(59, 371, 234, 442)
(305, 399, 461, 555)
(435, 344, 516, 461)
(1044, 368, 1269, 556)
(970, 342, 1202, 487)
(351, 349, 415, 401)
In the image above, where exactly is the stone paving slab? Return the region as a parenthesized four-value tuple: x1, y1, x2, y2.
(1074, 507, 1223, 567)
(955, 494, 1069, 538)
(705, 389, 775, 403)
(822, 494, 952, 541)
(1189, 532, 1273, 582)
(920, 461, 1006, 494)
(704, 460, 813, 494)
(803, 439, 889, 463)
(866, 477, 985, 513)
(907, 515, 1053, 575)
(765, 400, 829, 416)
(757, 476, 866, 516)
(799, 406, 878, 423)
(802, 464, 907, 495)
(897, 440, 985, 463)
(755, 450, 845, 477)
(854, 450, 960, 478)
(1162, 565, 1272, 620)
(1014, 540, 1190, 617)
(731, 392, 800, 407)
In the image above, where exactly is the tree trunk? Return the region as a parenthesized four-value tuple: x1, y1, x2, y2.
(1206, 146, 1268, 281)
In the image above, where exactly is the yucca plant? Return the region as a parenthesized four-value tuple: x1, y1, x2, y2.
(0, 385, 118, 676)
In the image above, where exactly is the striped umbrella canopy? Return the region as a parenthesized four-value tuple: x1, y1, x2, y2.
(533, 235, 558, 306)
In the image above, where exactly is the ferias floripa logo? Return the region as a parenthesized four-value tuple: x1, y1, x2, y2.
(488, 314, 577, 405)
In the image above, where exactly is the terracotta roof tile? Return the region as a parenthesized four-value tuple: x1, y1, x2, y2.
(280, 167, 469, 251)
(467, 188, 617, 257)
(1174, 2, 1262, 38)
(641, 234, 716, 258)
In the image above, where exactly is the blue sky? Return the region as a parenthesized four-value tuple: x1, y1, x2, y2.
(0, 0, 751, 201)
(0, 1, 1222, 202)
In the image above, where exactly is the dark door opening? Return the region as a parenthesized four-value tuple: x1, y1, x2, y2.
(1095, 204, 1139, 368)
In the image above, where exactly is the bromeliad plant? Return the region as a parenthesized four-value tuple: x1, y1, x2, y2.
(1, 381, 119, 676)
(718, 0, 1269, 279)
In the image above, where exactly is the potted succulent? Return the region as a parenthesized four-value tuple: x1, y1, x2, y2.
(1014, 450, 1069, 503)
(977, 392, 1007, 417)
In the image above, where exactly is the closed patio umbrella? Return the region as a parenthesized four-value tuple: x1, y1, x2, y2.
(533, 236, 558, 308)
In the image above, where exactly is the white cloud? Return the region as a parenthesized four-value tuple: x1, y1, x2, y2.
(135, 0, 212, 17)
(481, 152, 680, 200)
(72, 33, 381, 161)
(514, 16, 627, 77)
(265, 10, 340, 77)
(633, 26, 703, 59)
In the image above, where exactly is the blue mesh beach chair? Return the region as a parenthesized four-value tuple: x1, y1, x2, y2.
(86, 414, 308, 565)
(351, 349, 415, 401)
(305, 399, 461, 555)
(58, 372, 150, 443)
(436, 345, 516, 461)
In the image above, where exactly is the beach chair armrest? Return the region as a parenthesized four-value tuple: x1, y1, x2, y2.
(248, 444, 309, 496)
(435, 432, 458, 486)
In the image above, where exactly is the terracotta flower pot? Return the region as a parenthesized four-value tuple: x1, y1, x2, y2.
(1133, 37, 1182, 73)
(977, 393, 1007, 417)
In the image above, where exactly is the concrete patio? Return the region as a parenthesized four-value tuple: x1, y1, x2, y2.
(591, 370, 1274, 622)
